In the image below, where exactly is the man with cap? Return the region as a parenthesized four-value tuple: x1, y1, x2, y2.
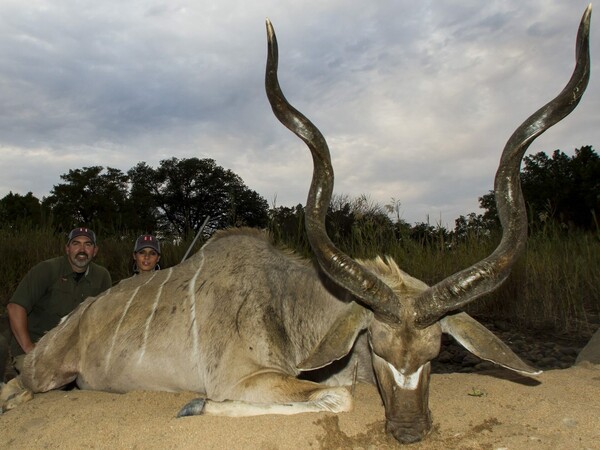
(5, 227, 112, 374)
(132, 234, 161, 274)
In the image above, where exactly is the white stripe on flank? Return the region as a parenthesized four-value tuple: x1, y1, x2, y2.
(32, 298, 94, 386)
(105, 274, 156, 372)
(188, 252, 205, 366)
(138, 268, 174, 364)
(30, 341, 39, 384)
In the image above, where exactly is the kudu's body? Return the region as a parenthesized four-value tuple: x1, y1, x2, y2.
(1, 7, 591, 444)
(19, 228, 370, 402)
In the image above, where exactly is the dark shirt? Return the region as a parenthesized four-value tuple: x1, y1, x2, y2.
(9, 255, 112, 354)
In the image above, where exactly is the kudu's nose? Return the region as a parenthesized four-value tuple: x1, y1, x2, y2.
(386, 416, 432, 444)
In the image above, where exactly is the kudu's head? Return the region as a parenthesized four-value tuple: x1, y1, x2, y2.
(265, 7, 591, 444)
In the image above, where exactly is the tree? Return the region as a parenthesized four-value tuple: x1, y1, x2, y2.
(520, 150, 572, 226)
(410, 221, 449, 247)
(454, 212, 490, 241)
(268, 204, 308, 252)
(42, 167, 130, 233)
(477, 191, 500, 230)
(473, 146, 600, 232)
(128, 158, 269, 238)
(325, 194, 396, 256)
(270, 194, 399, 257)
(550, 145, 600, 229)
(126, 165, 161, 233)
(0, 192, 44, 228)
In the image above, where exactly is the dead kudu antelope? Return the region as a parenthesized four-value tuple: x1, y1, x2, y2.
(1, 8, 591, 444)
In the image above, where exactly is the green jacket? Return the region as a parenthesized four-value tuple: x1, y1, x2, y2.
(9, 255, 112, 354)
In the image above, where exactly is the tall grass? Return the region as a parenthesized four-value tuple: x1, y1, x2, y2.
(481, 228, 600, 333)
(0, 227, 63, 310)
(1, 223, 598, 335)
(274, 220, 599, 335)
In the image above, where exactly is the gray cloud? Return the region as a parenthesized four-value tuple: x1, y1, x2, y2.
(0, 0, 597, 226)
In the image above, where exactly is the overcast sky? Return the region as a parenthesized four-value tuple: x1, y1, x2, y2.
(0, 1, 597, 227)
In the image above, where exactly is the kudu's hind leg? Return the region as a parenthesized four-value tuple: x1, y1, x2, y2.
(178, 371, 353, 418)
(18, 299, 91, 395)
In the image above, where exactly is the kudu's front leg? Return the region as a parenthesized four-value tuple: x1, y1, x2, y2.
(0, 377, 33, 412)
(178, 371, 353, 417)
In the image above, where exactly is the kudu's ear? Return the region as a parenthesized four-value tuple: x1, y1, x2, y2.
(298, 302, 373, 371)
(440, 312, 541, 376)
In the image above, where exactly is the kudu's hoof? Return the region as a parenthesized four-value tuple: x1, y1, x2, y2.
(176, 397, 206, 417)
(2, 389, 34, 412)
(0, 378, 33, 413)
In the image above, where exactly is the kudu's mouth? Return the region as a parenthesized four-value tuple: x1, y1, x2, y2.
(371, 352, 434, 444)
(385, 415, 433, 444)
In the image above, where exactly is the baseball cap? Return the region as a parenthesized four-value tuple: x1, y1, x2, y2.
(134, 234, 161, 254)
(67, 227, 97, 245)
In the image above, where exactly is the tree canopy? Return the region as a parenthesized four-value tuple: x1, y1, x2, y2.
(0, 192, 45, 228)
(128, 157, 269, 237)
(2, 158, 269, 239)
(474, 146, 599, 232)
(43, 166, 130, 233)
(1, 146, 597, 240)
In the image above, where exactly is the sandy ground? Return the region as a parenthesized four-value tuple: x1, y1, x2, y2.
(1, 365, 599, 449)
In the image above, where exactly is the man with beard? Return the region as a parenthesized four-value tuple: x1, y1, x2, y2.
(5, 227, 112, 374)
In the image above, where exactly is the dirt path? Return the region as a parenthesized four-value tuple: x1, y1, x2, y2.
(2, 365, 599, 449)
